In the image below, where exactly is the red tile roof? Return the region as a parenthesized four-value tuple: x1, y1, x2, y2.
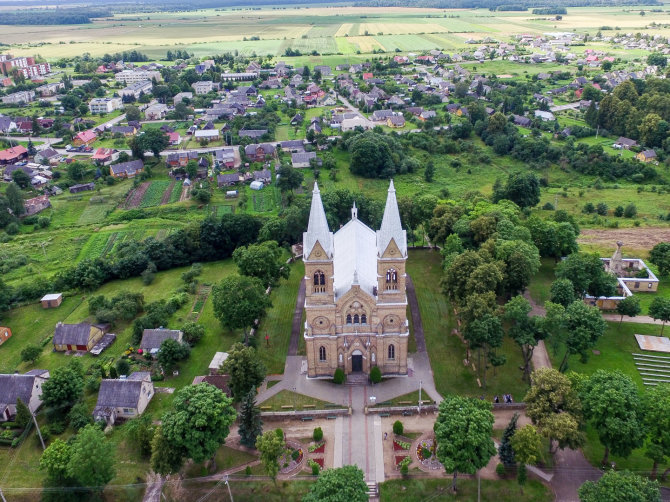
(0, 145, 27, 161)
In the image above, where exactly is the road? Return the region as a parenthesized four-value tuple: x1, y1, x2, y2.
(1, 135, 62, 146)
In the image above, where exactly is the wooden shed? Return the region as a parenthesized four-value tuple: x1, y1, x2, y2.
(41, 293, 63, 309)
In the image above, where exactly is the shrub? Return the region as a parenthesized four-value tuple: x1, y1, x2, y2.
(421, 447, 431, 459)
(614, 205, 624, 217)
(333, 368, 345, 384)
(116, 359, 130, 376)
(311, 462, 320, 476)
(68, 402, 92, 431)
(400, 463, 409, 476)
(582, 202, 595, 214)
(496, 463, 506, 477)
(5, 222, 19, 235)
(291, 449, 300, 461)
(624, 203, 637, 218)
(313, 427, 323, 442)
(370, 366, 382, 384)
(542, 202, 554, 210)
(393, 420, 404, 435)
(245, 465, 251, 476)
(596, 202, 608, 215)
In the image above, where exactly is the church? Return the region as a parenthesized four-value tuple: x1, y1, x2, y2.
(302, 181, 409, 378)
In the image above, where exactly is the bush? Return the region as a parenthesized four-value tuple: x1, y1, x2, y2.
(333, 368, 345, 384)
(624, 203, 638, 218)
(582, 202, 595, 214)
(400, 463, 409, 476)
(313, 427, 323, 442)
(5, 222, 19, 235)
(68, 402, 92, 431)
(116, 358, 130, 376)
(370, 366, 382, 384)
(291, 449, 300, 461)
(542, 202, 554, 210)
(311, 462, 320, 476)
(496, 463, 506, 477)
(614, 205, 624, 217)
(245, 465, 251, 476)
(393, 420, 404, 435)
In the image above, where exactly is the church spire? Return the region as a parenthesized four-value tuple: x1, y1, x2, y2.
(303, 182, 333, 259)
(377, 179, 407, 257)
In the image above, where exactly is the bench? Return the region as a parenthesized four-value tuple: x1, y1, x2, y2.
(379, 401, 392, 406)
(325, 404, 341, 408)
(301, 416, 314, 421)
(327, 415, 338, 420)
(260, 406, 272, 410)
(398, 401, 412, 405)
(402, 411, 414, 416)
(379, 413, 390, 418)
(303, 404, 316, 408)
(281, 405, 294, 409)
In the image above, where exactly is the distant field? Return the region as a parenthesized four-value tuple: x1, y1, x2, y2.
(6, 5, 670, 59)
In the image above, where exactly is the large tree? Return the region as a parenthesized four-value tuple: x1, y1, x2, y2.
(462, 313, 504, 388)
(555, 252, 618, 298)
(233, 240, 290, 288)
(5, 182, 24, 216)
(138, 127, 169, 158)
(150, 426, 185, 475)
(649, 242, 670, 277)
(238, 389, 263, 448)
(503, 295, 545, 381)
(40, 364, 84, 417)
(347, 131, 401, 179)
(433, 395, 496, 492)
(649, 297, 670, 336)
(498, 412, 518, 468)
(511, 425, 542, 491)
(578, 470, 660, 502)
(560, 300, 608, 372)
(157, 338, 190, 373)
(256, 429, 284, 484)
(161, 383, 237, 464)
(212, 274, 271, 345)
(524, 368, 584, 452)
(40, 439, 72, 485)
(221, 342, 266, 401)
(494, 172, 541, 208)
(579, 370, 646, 465)
(302, 465, 369, 502)
(66, 424, 116, 490)
(616, 295, 641, 324)
(643, 384, 670, 480)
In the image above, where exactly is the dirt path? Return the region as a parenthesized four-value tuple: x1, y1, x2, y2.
(125, 182, 150, 209)
(159, 180, 176, 205)
(179, 184, 191, 202)
(578, 227, 670, 252)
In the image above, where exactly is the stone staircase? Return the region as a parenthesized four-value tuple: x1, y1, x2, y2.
(345, 373, 369, 386)
(366, 481, 379, 500)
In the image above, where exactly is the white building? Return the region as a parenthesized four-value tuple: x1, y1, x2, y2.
(120, 80, 153, 99)
(1, 90, 35, 105)
(115, 69, 162, 84)
(89, 97, 122, 114)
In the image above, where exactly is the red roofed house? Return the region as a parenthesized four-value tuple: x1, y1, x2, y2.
(167, 132, 181, 146)
(0, 145, 28, 165)
(91, 148, 119, 166)
(362, 73, 373, 80)
(73, 130, 97, 147)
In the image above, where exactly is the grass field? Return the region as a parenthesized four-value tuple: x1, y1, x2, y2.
(7, 5, 670, 59)
(380, 478, 550, 502)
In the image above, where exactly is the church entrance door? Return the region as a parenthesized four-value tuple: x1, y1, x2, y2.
(351, 354, 363, 372)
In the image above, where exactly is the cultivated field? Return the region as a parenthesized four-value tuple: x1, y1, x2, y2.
(5, 5, 670, 59)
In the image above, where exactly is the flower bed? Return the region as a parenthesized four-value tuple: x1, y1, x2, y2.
(313, 457, 324, 468)
(279, 446, 304, 474)
(395, 455, 410, 466)
(415, 437, 442, 470)
(308, 442, 325, 454)
(394, 439, 410, 451)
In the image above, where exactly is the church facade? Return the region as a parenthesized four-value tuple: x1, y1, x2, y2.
(302, 181, 409, 378)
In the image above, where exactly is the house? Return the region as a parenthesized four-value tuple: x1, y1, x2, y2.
(217, 173, 241, 187)
(89, 97, 122, 114)
(2, 164, 33, 182)
(173, 92, 193, 105)
(109, 160, 144, 179)
(24, 195, 50, 216)
(419, 110, 436, 121)
(110, 125, 137, 137)
(513, 115, 532, 127)
(0, 146, 28, 165)
(0, 370, 50, 422)
(614, 137, 637, 149)
(34, 148, 61, 165)
(194, 129, 220, 141)
(280, 140, 305, 153)
(244, 143, 276, 162)
(191, 375, 231, 396)
(637, 149, 657, 163)
(253, 169, 272, 183)
(144, 103, 168, 120)
(371, 109, 394, 122)
(91, 148, 118, 166)
(341, 116, 371, 132)
(53, 322, 104, 352)
(69, 183, 95, 194)
(0, 327, 12, 346)
(314, 65, 332, 76)
(140, 328, 183, 354)
(120, 80, 153, 99)
(72, 130, 97, 147)
(214, 147, 236, 168)
(250, 180, 264, 190)
(192, 81, 220, 95)
(292, 151, 317, 168)
(167, 151, 198, 168)
(167, 132, 181, 146)
(290, 113, 303, 125)
(238, 129, 268, 139)
(93, 372, 154, 426)
(387, 115, 405, 128)
(534, 110, 555, 121)
(41, 293, 63, 308)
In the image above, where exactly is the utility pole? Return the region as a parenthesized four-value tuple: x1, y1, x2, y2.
(418, 380, 422, 413)
(224, 475, 234, 502)
(32, 410, 45, 450)
(0, 486, 7, 502)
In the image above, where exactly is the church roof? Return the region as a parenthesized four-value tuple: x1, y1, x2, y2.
(333, 213, 377, 299)
(303, 182, 333, 258)
(377, 180, 407, 257)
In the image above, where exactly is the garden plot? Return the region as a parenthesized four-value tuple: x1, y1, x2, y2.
(140, 181, 173, 208)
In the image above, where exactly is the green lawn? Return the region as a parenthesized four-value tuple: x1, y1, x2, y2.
(184, 445, 257, 479)
(258, 390, 342, 411)
(173, 479, 315, 501)
(380, 478, 550, 502)
(527, 258, 557, 307)
(407, 249, 529, 402)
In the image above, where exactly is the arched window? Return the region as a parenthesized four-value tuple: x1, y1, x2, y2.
(353, 314, 360, 324)
(386, 268, 398, 290)
(319, 346, 326, 361)
(346, 314, 352, 324)
(313, 270, 326, 293)
(361, 314, 367, 324)
(388, 344, 395, 360)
